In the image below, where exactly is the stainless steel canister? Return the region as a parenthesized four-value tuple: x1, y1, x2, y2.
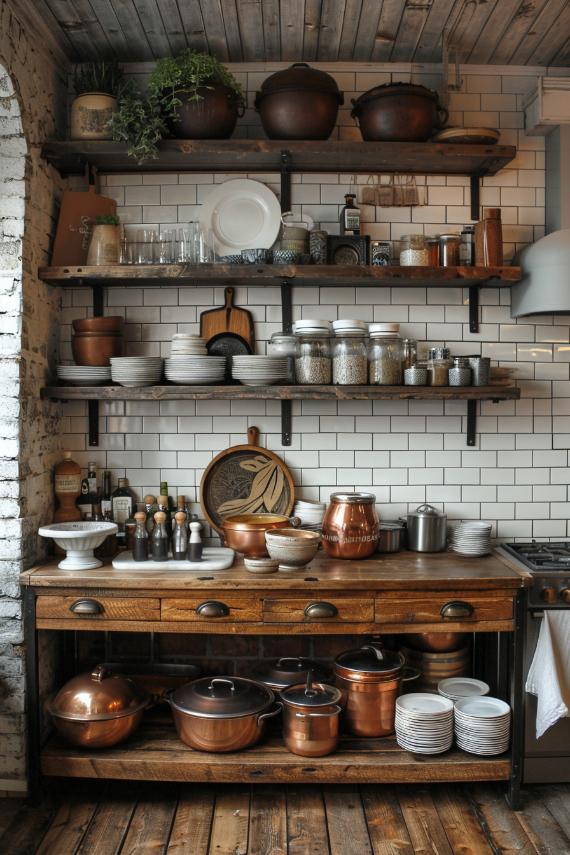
(405, 503, 447, 552)
(468, 356, 490, 386)
(448, 357, 472, 387)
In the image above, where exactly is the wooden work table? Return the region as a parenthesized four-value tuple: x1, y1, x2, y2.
(21, 550, 529, 806)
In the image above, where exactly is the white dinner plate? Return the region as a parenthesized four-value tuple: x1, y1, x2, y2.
(438, 678, 490, 699)
(199, 179, 281, 256)
(396, 693, 454, 716)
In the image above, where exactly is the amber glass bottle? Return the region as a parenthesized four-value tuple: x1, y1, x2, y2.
(54, 450, 82, 522)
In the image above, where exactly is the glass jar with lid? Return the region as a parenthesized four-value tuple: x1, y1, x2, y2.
(427, 346, 453, 386)
(268, 332, 297, 383)
(331, 320, 368, 385)
(294, 320, 332, 384)
(400, 234, 429, 266)
(368, 323, 403, 385)
(439, 233, 460, 267)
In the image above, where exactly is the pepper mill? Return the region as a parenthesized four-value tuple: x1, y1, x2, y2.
(188, 521, 203, 562)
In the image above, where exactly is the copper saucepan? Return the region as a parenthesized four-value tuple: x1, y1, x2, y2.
(280, 674, 342, 757)
(221, 513, 300, 557)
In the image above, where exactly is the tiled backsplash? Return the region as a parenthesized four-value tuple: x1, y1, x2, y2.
(59, 64, 570, 543)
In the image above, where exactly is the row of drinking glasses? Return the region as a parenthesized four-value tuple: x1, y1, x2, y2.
(120, 224, 216, 264)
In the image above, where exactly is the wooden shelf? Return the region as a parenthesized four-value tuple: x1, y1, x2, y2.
(41, 139, 517, 177)
(42, 384, 520, 402)
(39, 263, 521, 288)
(41, 725, 511, 784)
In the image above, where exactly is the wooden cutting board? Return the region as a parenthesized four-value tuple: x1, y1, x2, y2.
(199, 286, 255, 350)
(51, 185, 117, 266)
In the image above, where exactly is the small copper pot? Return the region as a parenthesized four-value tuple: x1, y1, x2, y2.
(221, 513, 300, 558)
(321, 493, 379, 559)
(281, 677, 342, 757)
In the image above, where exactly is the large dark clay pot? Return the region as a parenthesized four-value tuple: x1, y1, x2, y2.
(351, 82, 448, 142)
(166, 84, 244, 139)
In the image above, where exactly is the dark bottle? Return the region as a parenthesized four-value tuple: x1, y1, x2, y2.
(126, 503, 144, 553)
(133, 511, 149, 562)
(78, 461, 99, 519)
(340, 193, 360, 235)
(188, 520, 203, 563)
(172, 512, 189, 560)
(100, 470, 112, 517)
(160, 481, 173, 511)
(111, 477, 136, 547)
(173, 495, 187, 530)
(144, 494, 156, 535)
(151, 511, 169, 562)
(157, 494, 171, 541)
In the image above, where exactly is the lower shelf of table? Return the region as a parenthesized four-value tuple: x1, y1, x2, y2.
(41, 724, 511, 784)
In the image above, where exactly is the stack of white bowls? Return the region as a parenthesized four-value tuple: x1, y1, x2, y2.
(451, 521, 492, 556)
(164, 355, 226, 385)
(170, 333, 208, 356)
(110, 357, 163, 387)
(57, 365, 111, 386)
(395, 693, 454, 754)
(231, 355, 290, 386)
(293, 499, 326, 531)
(438, 677, 490, 702)
(454, 696, 511, 755)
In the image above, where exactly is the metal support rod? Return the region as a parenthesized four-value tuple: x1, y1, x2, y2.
(466, 399, 477, 447)
(24, 588, 41, 804)
(507, 588, 526, 810)
(281, 400, 292, 447)
(88, 399, 100, 447)
(469, 286, 479, 334)
(470, 174, 480, 221)
(280, 278, 293, 446)
(280, 150, 292, 213)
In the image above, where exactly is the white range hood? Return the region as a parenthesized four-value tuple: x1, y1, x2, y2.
(511, 229, 570, 317)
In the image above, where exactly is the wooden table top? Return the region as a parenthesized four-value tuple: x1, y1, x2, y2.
(21, 550, 530, 592)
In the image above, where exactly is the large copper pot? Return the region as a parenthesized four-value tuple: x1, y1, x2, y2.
(321, 493, 379, 559)
(221, 513, 299, 558)
(46, 664, 149, 748)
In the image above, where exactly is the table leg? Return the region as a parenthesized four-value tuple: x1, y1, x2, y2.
(24, 587, 41, 804)
(507, 588, 526, 810)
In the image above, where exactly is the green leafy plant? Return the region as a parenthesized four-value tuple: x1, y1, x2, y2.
(110, 86, 166, 165)
(95, 214, 120, 226)
(73, 62, 123, 97)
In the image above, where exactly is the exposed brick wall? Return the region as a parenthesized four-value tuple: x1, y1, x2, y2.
(0, 0, 67, 788)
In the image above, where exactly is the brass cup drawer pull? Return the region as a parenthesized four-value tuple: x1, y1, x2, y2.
(196, 601, 230, 618)
(69, 599, 103, 616)
(440, 601, 474, 620)
(304, 602, 339, 619)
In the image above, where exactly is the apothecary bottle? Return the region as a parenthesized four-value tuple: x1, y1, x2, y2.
(54, 450, 82, 523)
(133, 511, 149, 562)
(368, 324, 403, 385)
(427, 347, 453, 387)
(111, 477, 136, 546)
(172, 512, 189, 560)
(295, 330, 332, 385)
(332, 324, 368, 385)
(151, 511, 169, 562)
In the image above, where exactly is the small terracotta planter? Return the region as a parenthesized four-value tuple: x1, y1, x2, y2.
(70, 92, 117, 140)
(87, 224, 120, 265)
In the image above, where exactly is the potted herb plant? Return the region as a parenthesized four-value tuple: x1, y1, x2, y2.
(86, 215, 121, 265)
(71, 63, 123, 140)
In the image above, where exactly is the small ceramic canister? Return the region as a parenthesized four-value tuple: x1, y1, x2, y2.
(404, 365, 428, 386)
(309, 230, 328, 264)
(448, 357, 472, 387)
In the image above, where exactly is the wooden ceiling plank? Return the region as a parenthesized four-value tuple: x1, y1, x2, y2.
(390, 2, 431, 63)
(317, 0, 346, 61)
(221, 0, 243, 61)
(510, 0, 567, 65)
(445, 0, 497, 66)
(371, 0, 406, 62)
(132, 0, 172, 57)
(156, 0, 188, 54)
(413, 0, 457, 63)
(88, 0, 134, 59)
(109, 0, 155, 60)
(552, 32, 570, 67)
(262, 0, 281, 59)
(467, 0, 522, 65)
(303, 0, 323, 61)
(489, 0, 550, 65)
(527, 5, 570, 66)
(10, 0, 76, 63)
(199, 0, 230, 60)
(234, 0, 261, 61)
(338, 0, 364, 60)
(44, 0, 100, 58)
(352, 0, 383, 61)
(281, 0, 306, 61)
(176, 0, 208, 53)
(71, 0, 118, 58)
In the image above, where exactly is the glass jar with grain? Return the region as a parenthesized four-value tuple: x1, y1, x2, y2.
(427, 346, 453, 386)
(400, 234, 429, 266)
(294, 321, 332, 385)
(369, 323, 403, 385)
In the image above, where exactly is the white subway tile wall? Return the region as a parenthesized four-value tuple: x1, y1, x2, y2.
(60, 65, 568, 543)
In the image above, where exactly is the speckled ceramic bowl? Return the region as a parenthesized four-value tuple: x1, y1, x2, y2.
(265, 528, 321, 570)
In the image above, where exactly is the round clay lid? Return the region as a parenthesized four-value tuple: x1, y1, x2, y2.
(257, 63, 342, 97)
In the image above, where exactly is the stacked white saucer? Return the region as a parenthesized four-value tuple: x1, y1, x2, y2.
(451, 521, 492, 556)
(395, 693, 454, 754)
(231, 356, 290, 386)
(164, 355, 226, 385)
(57, 365, 111, 386)
(293, 499, 326, 530)
(454, 696, 511, 755)
(438, 677, 490, 702)
(170, 333, 208, 356)
(110, 357, 163, 387)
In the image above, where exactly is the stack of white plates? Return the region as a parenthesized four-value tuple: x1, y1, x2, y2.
(164, 355, 226, 385)
(57, 365, 111, 386)
(395, 693, 454, 754)
(454, 696, 511, 755)
(110, 357, 163, 387)
(294, 499, 326, 530)
(438, 677, 490, 702)
(170, 333, 208, 356)
(231, 356, 290, 386)
(451, 521, 492, 556)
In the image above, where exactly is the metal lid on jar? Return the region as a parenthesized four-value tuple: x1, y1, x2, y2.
(270, 332, 297, 342)
(428, 346, 451, 360)
(453, 356, 470, 367)
(170, 676, 274, 719)
(253, 657, 329, 690)
(330, 492, 376, 504)
(294, 319, 332, 336)
(281, 679, 342, 708)
(335, 645, 405, 677)
(332, 319, 368, 332)
(408, 503, 445, 518)
(369, 322, 400, 337)
(47, 665, 149, 722)
(439, 233, 460, 242)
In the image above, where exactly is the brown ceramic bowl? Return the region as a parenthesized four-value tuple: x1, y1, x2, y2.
(73, 316, 124, 334)
(221, 513, 299, 558)
(72, 333, 124, 366)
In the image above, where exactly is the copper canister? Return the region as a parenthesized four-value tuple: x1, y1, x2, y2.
(321, 492, 379, 559)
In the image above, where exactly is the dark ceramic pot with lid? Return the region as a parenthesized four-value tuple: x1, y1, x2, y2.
(255, 63, 344, 140)
(166, 676, 281, 752)
(334, 645, 419, 737)
(351, 82, 448, 142)
(281, 673, 342, 757)
(252, 657, 330, 691)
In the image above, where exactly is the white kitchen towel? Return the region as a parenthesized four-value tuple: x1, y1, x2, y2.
(526, 610, 570, 738)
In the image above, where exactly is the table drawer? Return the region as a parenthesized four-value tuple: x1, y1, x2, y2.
(264, 597, 374, 624)
(161, 596, 261, 622)
(36, 595, 160, 621)
(375, 593, 513, 626)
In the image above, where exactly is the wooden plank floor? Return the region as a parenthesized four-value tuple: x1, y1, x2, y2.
(1, 781, 568, 854)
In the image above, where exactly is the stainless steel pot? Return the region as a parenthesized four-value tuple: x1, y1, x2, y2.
(167, 676, 281, 752)
(377, 521, 406, 553)
(405, 503, 447, 552)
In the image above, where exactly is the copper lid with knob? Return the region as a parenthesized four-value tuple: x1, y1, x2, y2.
(47, 665, 149, 721)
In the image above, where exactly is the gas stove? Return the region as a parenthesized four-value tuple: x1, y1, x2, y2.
(501, 542, 570, 609)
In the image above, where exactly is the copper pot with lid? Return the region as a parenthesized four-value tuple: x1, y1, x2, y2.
(321, 492, 379, 559)
(281, 673, 342, 757)
(252, 657, 330, 691)
(46, 664, 149, 748)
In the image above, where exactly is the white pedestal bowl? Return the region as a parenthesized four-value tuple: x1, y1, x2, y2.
(38, 522, 118, 570)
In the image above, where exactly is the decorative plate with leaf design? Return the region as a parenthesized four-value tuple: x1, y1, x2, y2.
(200, 428, 295, 534)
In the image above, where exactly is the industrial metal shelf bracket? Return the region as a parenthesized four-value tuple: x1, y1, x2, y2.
(469, 286, 479, 333)
(466, 400, 476, 446)
(470, 174, 481, 221)
(280, 150, 292, 213)
(280, 279, 293, 446)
